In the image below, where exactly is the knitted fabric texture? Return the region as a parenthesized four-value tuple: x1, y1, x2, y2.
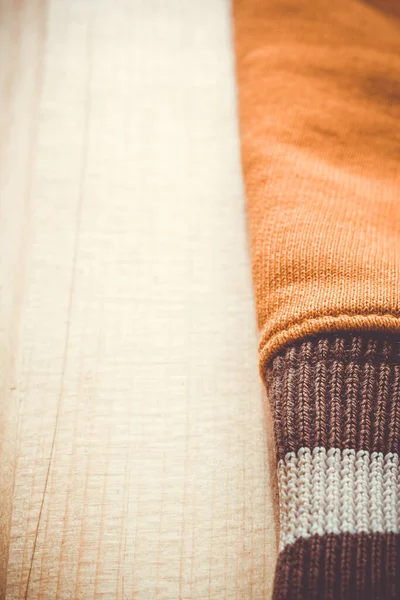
(233, 0, 400, 376)
(267, 333, 400, 600)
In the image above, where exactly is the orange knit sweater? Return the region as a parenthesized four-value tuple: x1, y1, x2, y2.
(234, 0, 400, 379)
(234, 2, 400, 599)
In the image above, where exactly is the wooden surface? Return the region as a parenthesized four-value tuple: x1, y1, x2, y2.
(0, 1, 276, 598)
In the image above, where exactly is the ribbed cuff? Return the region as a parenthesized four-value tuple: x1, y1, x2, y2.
(266, 333, 400, 600)
(274, 532, 400, 600)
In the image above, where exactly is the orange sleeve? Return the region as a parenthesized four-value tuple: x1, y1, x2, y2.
(233, 0, 400, 379)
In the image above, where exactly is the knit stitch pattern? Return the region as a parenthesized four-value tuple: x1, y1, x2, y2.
(267, 333, 400, 599)
(233, 0, 400, 374)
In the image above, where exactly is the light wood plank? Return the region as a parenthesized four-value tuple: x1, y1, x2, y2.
(0, 1, 276, 598)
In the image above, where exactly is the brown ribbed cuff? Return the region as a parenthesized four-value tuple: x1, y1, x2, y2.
(274, 532, 400, 600)
(266, 333, 400, 600)
(267, 333, 400, 461)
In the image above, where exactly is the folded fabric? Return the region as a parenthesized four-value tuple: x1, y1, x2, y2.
(233, 1, 400, 598)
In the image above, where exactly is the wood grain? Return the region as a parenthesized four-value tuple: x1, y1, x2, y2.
(0, 1, 276, 598)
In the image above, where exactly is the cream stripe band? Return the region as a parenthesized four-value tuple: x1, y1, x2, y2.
(278, 447, 400, 551)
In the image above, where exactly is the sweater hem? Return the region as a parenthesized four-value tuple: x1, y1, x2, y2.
(260, 313, 400, 382)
